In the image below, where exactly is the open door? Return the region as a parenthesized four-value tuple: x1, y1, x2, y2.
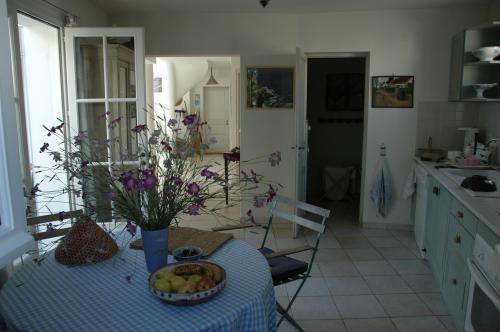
(293, 48, 308, 237)
(64, 27, 146, 220)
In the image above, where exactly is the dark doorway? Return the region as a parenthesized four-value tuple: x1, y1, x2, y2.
(306, 57, 366, 224)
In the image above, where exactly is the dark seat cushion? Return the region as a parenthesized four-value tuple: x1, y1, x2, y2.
(258, 247, 308, 284)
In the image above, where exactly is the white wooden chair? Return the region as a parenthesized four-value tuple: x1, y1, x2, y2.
(213, 195, 330, 331)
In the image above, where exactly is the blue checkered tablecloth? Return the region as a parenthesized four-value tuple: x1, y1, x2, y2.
(0, 236, 277, 332)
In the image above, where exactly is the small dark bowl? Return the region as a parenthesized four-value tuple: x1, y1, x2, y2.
(172, 246, 203, 261)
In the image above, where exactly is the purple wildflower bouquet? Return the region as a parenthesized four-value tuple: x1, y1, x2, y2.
(30, 106, 282, 235)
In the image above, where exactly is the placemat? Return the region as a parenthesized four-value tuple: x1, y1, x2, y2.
(130, 227, 233, 257)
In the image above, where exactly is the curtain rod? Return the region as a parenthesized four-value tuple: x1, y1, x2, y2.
(40, 0, 79, 26)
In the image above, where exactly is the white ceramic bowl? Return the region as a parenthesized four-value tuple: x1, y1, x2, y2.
(471, 83, 498, 99)
(471, 47, 500, 62)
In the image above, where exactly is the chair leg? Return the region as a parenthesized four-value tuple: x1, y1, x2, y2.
(276, 302, 304, 332)
(276, 276, 308, 331)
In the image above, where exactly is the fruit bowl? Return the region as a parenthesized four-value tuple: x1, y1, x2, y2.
(149, 261, 226, 305)
(472, 46, 500, 62)
(471, 83, 498, 99)
(172, 245, 203, 261)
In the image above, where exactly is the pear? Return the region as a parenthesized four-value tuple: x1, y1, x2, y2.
(154, 279, 172, 292)
(170, 276, 187, 292)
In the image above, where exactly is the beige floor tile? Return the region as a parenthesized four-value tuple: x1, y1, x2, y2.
(345, 248, 384, 261)
(318, 261, 360, 277)
(333, 295, 387, 318)
(299, 319, 347, 332)
(344, 318, 398, 332)
(336, 236, 372, 249)
(376, 294, 432, 317)
(315, 248, 350, 262)
(291, 296, 341, 320)
(378, 247, 417, 260)
(391, 316, 449, 332)
(389, 259, 432, 275)
(402, 274, 440, 293)
(437, 315, 459, 332)
(277, 319, 297, 332)
(353, 260, 396, 276)
(361, 228, 393, 237)
(276, 238, 308, 251)
(308, 236, 341, 249)
(367, 236, 402, 248)
(418, 293, 449, 315)
(365, 275, 413, 294)
(275, 284, 288, 297)
(325, 277, 371, 295)
(286, 277, 330, 297)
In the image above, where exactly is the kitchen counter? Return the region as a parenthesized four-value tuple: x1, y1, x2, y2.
(415, 158, 500, 237)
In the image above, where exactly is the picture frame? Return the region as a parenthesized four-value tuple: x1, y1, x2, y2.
(246, 66, 294, 110)
(371, 76, 414, 108)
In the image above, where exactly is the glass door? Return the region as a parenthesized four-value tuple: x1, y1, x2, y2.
(65, 27, 146, 221)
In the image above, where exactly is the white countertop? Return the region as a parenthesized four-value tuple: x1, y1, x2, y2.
(415, 158, 500, 237)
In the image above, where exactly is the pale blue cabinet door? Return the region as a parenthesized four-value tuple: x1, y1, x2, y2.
(424, 178, 451, 286)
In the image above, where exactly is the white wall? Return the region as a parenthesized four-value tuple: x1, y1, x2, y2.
(112, 7, 488, 225)
(8, 0, 108, 26)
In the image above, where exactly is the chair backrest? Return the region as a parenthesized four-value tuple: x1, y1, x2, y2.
(27, 210, 83, 241)
(268, 195, 330, 234)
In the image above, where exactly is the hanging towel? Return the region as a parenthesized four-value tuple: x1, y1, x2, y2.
(403, 163, 416, 200)
(370, 157, 392, 217)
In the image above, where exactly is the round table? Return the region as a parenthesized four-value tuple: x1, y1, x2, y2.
(0, 237, 276, 332)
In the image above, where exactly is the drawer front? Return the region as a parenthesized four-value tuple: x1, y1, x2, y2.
(443, 252, 469, 328)
(449, 199, 478, 236)
(447, 217, 474, 261)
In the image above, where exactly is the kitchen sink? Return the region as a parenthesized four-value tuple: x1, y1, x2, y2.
(440, 168, 500, 198)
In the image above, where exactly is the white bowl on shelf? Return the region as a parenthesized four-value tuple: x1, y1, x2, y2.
(471, 46, 500, 62)
(470, 83, 498, 99)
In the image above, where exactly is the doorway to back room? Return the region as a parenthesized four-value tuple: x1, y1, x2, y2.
(306, 56, 367, 225)
(145, 56, 242, 228)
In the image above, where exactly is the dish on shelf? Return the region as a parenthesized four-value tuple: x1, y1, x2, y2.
(470, 83, 498, 99)
(472, 46, 500, 62)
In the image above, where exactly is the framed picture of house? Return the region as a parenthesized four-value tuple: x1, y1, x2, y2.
(371, 76, 414, 108)
(246, 67, 294, 110)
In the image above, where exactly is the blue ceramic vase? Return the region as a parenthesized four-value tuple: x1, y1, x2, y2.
(141, 227, 169, 273)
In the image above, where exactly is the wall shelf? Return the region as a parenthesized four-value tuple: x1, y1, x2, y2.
(449, 23, 500, 101)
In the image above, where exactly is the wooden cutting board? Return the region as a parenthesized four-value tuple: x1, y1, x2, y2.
(130, 227, 233, 257)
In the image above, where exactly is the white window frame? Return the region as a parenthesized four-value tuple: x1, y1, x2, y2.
(0, 0, 34, 269)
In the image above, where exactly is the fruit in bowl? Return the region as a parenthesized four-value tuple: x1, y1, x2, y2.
(149, 261, 226, 305)
(172, 246, 203, 261)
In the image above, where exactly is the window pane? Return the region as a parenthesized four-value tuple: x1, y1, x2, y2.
(109, 102, 137, 161)
(77, 103, 108, 162)
(107, 37, 136, 98)
(75, 37, 104, 99)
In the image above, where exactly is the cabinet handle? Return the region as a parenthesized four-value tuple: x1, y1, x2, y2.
(453, 234, 461, 244)
(432, 186, 440, 195)
(457, 211, 464, 219)
(452, 278, 457, 285)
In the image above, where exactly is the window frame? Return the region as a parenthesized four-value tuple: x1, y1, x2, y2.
(0, 0, 34, 269)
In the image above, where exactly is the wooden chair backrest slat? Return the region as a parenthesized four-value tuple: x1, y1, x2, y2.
(27, 210, 83, 226)
(32, 228, 71, 241)
(274, 195, 330, 218)
(269, 207, 326, 234)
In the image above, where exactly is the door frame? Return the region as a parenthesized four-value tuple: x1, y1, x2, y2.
(301, 52, 370, 226)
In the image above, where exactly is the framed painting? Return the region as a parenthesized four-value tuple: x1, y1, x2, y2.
(246, 67, 294, 110)
(372, 76, 414, 108)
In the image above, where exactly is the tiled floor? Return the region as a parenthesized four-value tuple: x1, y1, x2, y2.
(179, 155, 457, 332)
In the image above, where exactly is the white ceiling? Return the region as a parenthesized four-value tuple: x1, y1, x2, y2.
(93, 0, 492, 15)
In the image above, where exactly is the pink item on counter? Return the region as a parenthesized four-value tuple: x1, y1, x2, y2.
(456, 156, 481, 166)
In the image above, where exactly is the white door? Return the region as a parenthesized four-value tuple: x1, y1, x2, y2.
(65, 27, 146, 220)
(294, 48, 308, 236)
(204, 86, 230, 152)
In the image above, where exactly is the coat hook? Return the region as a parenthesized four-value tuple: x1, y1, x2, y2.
(380, 143, 386, 157)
